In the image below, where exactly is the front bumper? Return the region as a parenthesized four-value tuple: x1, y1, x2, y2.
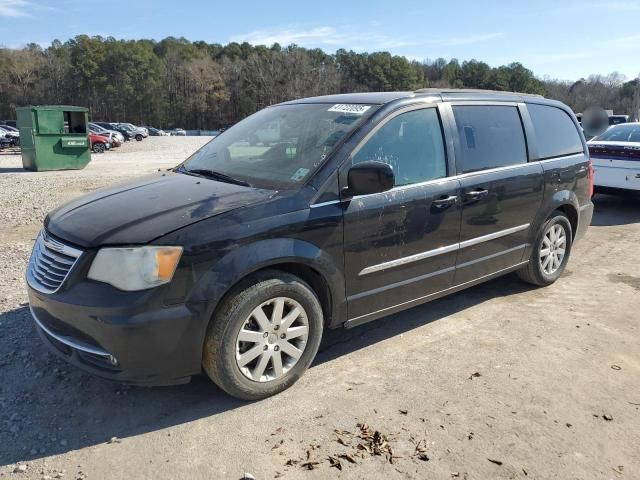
(27, 283, 206, 386)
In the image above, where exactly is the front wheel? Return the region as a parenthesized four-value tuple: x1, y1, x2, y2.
(517, 212, 572, 286)
(135, 134, 143, 142)
(92, 142, 105, 153)
(202, 270, 323, 400)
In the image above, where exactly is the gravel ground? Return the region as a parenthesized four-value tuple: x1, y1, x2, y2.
(0, 138, 639, 480)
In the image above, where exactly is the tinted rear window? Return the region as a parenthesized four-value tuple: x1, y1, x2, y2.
(528, 104, 583, 159)
(452, 105, 528, 173)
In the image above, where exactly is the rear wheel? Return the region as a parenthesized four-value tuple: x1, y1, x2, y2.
(517, 212, 572, 286)
(202, 270, 323, 400)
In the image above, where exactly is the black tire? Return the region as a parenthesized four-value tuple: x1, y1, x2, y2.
(92, 142, 105, 154)
(202, 270, 324, 400)
(135, 134, 143, 142)
(517, 212, 573, 286)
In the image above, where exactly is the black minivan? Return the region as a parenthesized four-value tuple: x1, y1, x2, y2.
(27, 89, 594, 400)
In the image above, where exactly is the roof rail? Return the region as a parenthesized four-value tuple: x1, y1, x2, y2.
(414, 88, 544, 98)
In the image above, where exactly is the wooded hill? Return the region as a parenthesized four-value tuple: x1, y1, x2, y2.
(1, 36, 638, 128)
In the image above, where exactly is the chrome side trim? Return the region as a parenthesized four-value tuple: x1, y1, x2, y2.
(346, 261, 529, 327)
(309, 199, 341, 209)
(30, 306, 114, 359)
(358, 224, 530, 276)
(351, 245, 525, 302)
(455, 244, 527, 269)
(348, 265, 455, 301)
(359, 243, 459, 276)
(458, 224, 529, 249)
(537, 152, 584, 164)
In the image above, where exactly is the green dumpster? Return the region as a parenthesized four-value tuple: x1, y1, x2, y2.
(16, 105, 91, 171)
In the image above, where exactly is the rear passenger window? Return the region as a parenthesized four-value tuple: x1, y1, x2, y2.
(528, 104, 583, 159)
(352, 108, 447, 186)
(452, 105, 528, 173)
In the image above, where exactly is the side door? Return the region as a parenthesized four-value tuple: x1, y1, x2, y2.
(448, 103, 544, 284)
(341, 105, 462, 324)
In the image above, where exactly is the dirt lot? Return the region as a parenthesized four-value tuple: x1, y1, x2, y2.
(1, 137, 639, 480)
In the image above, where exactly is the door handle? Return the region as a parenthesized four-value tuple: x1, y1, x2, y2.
(431, 195, 458, 209)
(463, 189, 489, 202)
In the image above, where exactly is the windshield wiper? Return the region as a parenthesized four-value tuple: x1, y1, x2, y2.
(180, 167, 252, 187)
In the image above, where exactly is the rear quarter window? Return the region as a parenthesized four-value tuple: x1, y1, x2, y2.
(528, 104, 584, 159)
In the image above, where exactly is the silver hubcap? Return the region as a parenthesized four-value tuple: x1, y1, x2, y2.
(235, 297, 309, 382)
(539, 224, 566, 275)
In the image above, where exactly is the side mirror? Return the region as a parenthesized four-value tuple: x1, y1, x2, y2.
(345, 161, 395, 196)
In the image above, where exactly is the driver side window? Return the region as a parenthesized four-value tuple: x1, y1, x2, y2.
(352, 108, 447, 186)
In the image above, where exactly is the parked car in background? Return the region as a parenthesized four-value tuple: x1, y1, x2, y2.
(116, 123, 147, 141)
(89, 123, 124, 146)
(26, 90, 593, 400)
(169, 128, 187, 136)
(1, 120, 17, 128)
(0, 129, 10, 149)
(588, 122, 640, 194)
(145, 127, 169, 136)
(577, 112, 629, 140)
(88, 124, 121, 148)
(89, 133, 111, 153)
(93, 122, 131, 141)
(0, 125, 20, 146)
(118, 123, 148, 137)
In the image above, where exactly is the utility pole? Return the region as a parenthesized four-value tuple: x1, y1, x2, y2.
(633, 75, 640, 122)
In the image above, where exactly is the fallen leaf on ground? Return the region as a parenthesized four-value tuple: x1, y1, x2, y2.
(301, 461, 320, 470)
(327, 456, 342, 470)
(339, 453, 358, 464)
(357, 422, 394, 463)
(412, 439, 430, 461)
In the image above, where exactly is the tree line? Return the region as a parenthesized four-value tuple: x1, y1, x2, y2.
(0, 36, 638, 129)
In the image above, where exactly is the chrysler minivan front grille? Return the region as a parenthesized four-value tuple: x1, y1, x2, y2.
(27, 230, 82, 294)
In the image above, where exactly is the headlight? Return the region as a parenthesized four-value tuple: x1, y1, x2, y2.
(88, 246, 183, 291)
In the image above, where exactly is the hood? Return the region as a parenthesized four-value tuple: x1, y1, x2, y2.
(45, 172, 274, 248)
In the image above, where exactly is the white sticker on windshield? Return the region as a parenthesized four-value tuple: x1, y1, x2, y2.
(328, 104, 371, 115)
(291, 167, 310, 182)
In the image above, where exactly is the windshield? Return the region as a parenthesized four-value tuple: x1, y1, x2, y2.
(594, 124, 640, 142)
(180, 103, 375, 189)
